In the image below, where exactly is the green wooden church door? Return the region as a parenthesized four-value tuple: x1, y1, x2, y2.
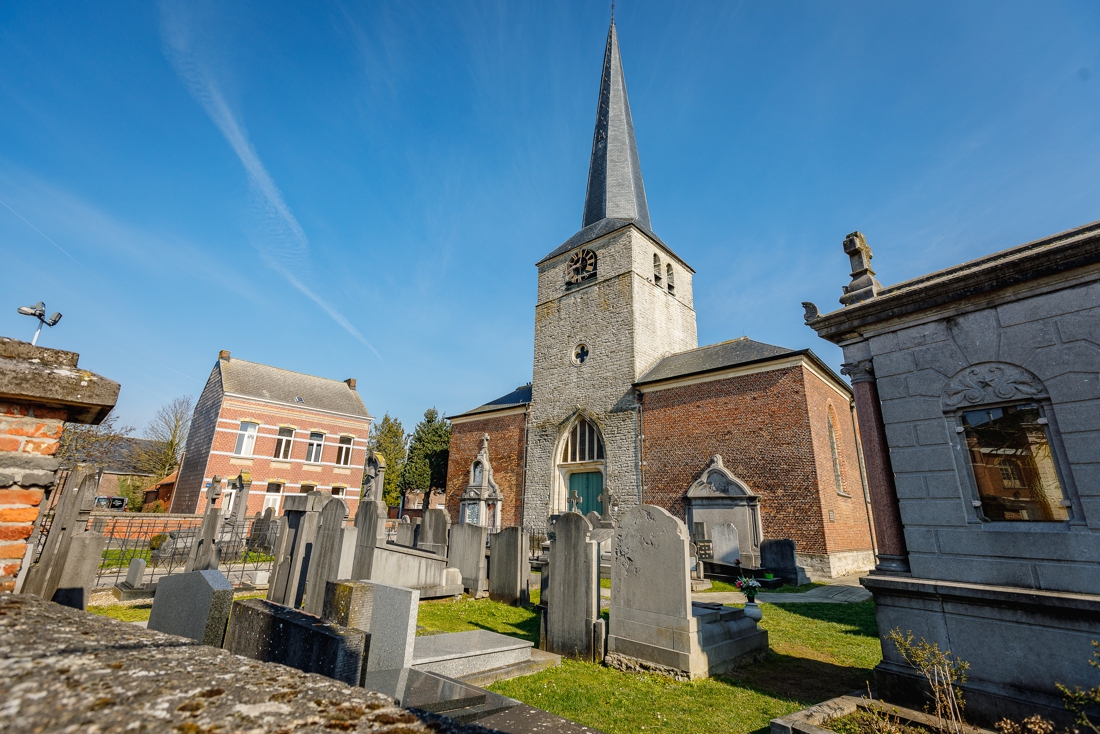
(568, 471, 603, 516)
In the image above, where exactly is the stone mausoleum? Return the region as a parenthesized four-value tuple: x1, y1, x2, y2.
(447, 20, 875, 578)
(806, 223, 1100, 725)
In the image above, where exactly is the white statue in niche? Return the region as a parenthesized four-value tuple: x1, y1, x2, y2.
(473, 461, 483, 485)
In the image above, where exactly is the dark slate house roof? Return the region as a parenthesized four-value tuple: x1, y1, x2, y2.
(449, 384, 532, 420)
(635, 337, 847, 391)
(219, 358, 370, 418)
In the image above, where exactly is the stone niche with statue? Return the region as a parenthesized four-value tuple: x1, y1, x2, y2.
(458, 434, 503, 531)
(683, 455, 764, 569)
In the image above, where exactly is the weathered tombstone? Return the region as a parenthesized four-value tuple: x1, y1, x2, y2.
(322, 580, 376, 632)
(418, 508, 450, 556)
(148, 569, 234, 646)
(760, 538, 804, 585)
(692, 522, 707, 543)
(586, 511, 601, 528)
(22, 468, 107, 609)
(607, 504, 767, 679)
(125, 557, 147, 588)
(396, 521, 416, 548)
(185, 476, 225, 573)
(229, 471, 252, 527)
(303, 498, 357, 616)
(267, 491, 326, 608)
(488, 526, 528, 604)
(363, 582, 419, 672)
(350, 499, 388, 580)
(361, 451, 386, 502)
(223, 598, 365, 685)
(447, 522, 488, 594)
(546, 512, 599, 661)
(710, 523, 741, 565)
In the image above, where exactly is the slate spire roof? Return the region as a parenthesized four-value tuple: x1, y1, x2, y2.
(581, 20, 651, 233)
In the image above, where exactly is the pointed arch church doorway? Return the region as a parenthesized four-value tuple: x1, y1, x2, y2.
(554, 416, 606, 515)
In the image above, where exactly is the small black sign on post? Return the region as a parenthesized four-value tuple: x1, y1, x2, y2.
(696, 540, 713, 560)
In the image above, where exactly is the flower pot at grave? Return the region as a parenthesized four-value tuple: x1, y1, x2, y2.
(743, 601, 762, 621)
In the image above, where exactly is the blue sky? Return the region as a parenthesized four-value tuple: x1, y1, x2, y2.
(2, 1, 1098, 435)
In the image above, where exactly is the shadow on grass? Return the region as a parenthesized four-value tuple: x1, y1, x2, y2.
(466, 613, 541, 646)
(717, 651, 875, 705)
(771, 601, 879, 638)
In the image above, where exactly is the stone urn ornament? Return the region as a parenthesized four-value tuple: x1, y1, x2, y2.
(737, 576, 763, 621)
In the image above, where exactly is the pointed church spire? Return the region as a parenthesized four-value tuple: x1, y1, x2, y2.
(581, 20, 652, 233)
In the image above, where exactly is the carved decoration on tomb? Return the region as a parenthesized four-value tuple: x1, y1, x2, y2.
(460, 434, 502, 529)
(840, 359, 876, 384)
(941, 363, 1047, 408)
(685, 455, 756, 498)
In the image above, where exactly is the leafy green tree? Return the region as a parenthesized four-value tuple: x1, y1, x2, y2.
(402, 408, 451, 493)
(368, 413, 406, 507)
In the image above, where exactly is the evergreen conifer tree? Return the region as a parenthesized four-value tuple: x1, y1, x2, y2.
(367, 413, 406, 506)
(402, 408, 451, 493)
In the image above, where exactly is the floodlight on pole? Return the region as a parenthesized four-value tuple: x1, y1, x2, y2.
(16, 301, 62, 346)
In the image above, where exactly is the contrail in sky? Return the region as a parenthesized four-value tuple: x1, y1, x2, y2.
(159, 3, 380, 360)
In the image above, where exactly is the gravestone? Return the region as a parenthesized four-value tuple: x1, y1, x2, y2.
(249, 507, 277, 554)
(148, 569, 234, 646)
(546, 512, 599, 661)
(586, 511, 601, 528)
(185, 476, 225, 573)
(350, 499, 388, 580)
(223, 598, 365, 685)
(710, 523, 741, 565)
(488, 526, 528, 605)
(396, 522, 416, 548)
(322, 580, 376, 632)
(51, 531, 107, 610)
(267, 491, 326, 608)
(125, 558, 147, 588)
(607, 504, 768, 679)
(447, 522, 488, 594)
(364, 582, 420, 672)
(418, 508, 450, 556)
(303, 498, 357, 616)
(760, 539, 806, 585)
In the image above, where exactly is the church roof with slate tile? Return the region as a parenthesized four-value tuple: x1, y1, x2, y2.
(448, 383, 532, 420)
(635, 337, 847, 390)
(219, 357, 369, 418)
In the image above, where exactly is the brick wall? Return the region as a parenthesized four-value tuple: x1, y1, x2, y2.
(0, 401, 65, 591)
(446, 411, 527, 528)
(639, 366, 830, 554)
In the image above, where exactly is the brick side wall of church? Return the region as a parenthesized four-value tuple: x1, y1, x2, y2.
(639, 366, 830, 555)
(801, 366, 875, 554)
(446, 412, 527, 528)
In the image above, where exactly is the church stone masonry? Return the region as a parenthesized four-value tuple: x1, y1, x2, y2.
(446, 19, 876, 577)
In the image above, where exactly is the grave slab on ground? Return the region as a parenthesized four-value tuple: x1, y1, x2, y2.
(412, 629, 533, 678)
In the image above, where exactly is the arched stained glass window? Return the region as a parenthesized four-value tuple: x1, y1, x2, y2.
(561, 417, 606, 463)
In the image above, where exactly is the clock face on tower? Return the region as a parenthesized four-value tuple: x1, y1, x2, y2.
(565, 249, 597, 285)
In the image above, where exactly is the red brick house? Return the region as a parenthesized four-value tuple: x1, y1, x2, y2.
(171, 350, 372, 518)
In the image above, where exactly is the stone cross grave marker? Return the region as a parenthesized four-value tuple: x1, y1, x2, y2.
(546, 512, 599, 661)
(148, 569, 234, 646)
(268, 491, 326, 608)
(304, 498, 357, 616)
(567, 490, 582, 513)
(185, 475, 224, 573)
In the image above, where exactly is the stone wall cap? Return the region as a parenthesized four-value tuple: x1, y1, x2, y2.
(0, 340, 120, 425)
(861, 574, 1100, 614)
(807, 219, 1100, 342)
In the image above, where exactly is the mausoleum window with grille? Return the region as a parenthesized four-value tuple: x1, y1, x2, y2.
(561, 418, 605, 463)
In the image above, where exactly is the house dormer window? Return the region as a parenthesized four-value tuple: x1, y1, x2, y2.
(233, 422, 258, 456)
(305, 432, 325, 463)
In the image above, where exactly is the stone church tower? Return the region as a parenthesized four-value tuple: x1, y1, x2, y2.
(524, 21, 697, 528)
(445, 20, 876, 577)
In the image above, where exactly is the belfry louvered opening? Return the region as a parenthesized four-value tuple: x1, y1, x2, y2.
(561, 417, 606, 463)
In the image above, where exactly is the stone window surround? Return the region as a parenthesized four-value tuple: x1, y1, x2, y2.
(944, 395, 1083, 528)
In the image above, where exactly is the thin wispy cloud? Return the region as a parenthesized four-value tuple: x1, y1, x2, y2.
(159, 2, 380, 359)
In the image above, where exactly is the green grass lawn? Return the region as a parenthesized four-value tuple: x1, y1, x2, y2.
(417, 598, 880, 734)
(88, 592, 265, 623)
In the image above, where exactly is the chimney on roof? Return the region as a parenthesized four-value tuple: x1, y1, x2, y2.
(219, 350, 231, 361)
(345, 378, 357, 390)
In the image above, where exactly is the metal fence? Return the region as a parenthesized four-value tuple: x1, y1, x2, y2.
(79, 512, 280, 590)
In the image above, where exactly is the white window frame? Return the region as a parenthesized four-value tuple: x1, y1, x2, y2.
(305, 432, 325, 464)
(273, 427, 294, 460)
(233, 421, 259, 457)
(335, 436, 354, 466)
